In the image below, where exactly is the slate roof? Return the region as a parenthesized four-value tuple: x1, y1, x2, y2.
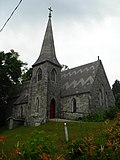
(13, 81, 30, 105)
(33, 17, 61, 67)
(61, 60, 100, 97)
(14, 94, 28, 105)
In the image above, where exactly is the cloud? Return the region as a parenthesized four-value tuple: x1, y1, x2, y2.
(1, 0, 120, 27)
(1, 0, 120, 85)
(49, 0, 120, 21)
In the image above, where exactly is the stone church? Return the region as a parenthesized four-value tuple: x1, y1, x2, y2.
(11, 10, 115, 126)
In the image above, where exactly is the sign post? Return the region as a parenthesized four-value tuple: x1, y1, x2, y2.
(64, 122, 69, 142)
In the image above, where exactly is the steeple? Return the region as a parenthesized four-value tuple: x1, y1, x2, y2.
(33, 8, 61, 67)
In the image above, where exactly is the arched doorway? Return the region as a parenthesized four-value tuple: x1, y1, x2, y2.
(50, 99, 55, 118)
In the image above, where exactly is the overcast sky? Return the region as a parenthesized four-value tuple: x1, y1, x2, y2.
(0, 0, 120, 86)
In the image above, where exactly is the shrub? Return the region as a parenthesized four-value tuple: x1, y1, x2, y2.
(65, 112, 120, 160)
(12, 130, 56, 159)
(0, 130, 64, 160)
(82, 106, 119, 122)
(115, 93, 120, 109)
(0, 135, 8, 159)
(82, 109, 105, 122)
(105, 106, 119, 120)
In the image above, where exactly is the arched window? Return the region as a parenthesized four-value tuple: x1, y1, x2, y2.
(99, 89, 102, 106)
(36, 97, 39, 112)
(20, 106, 23, 117)
(37, 68, 42, 81)
(105, 92, 108, 108)
(51, 69, 56, 82)
(88, 95, 91, 108)
(72, 98, 76, 113)
(101, 84, 104, 103)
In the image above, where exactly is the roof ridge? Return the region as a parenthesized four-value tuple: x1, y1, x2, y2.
(62, 60, 100, 73)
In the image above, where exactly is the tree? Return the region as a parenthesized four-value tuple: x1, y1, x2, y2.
(112, 80, 120, 110)
(0, 50, 26, 125)
(21, 67, 32, 82)
(112, 80, 120, 95)
(115, 93, 120, 109)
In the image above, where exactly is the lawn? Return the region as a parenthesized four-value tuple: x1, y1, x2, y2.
(0, 120, 112, 154)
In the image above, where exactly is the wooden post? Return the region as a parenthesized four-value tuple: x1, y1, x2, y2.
(64, 122, 69, 142)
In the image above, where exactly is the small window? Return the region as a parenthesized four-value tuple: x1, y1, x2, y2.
(36, 97, 39, 112)
(20, 106, 23, 117)
(101, 84, 104, 102)
(88, 95, 91, 107)
(37, 68, 42, 81)
(99, 89, 102, 106)
(51, 69, 56, 82)
(105, 92, 108, 108)
(72, 98, 76, 112)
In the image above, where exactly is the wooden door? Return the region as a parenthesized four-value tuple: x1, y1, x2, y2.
(50, 99, 55, 118)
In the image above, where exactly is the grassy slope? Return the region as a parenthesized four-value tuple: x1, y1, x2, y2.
(0, 121, 112, 154)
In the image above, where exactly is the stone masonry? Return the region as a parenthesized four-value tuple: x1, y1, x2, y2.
(10, 10, 115, 126)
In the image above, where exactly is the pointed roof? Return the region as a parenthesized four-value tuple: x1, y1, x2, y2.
(33, 12, 61, 67)
(61, 60, 101, 97)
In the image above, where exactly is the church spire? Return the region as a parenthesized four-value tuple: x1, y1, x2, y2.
(33, 8, 61, 67)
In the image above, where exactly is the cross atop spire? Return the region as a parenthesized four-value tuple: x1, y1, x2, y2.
(48, 7, 53, 18)
(32, 8, 61, 68)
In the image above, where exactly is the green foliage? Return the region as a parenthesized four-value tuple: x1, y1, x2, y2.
(21, 67, 32, 82)
(1, 120, 119, 159)
(66, 113, 120, 160)
(105, 106, 119, 120)
(112, 80, 120, 96)
(18, 130, 55, 159)
(0, 49, 26, 126)
(115, 93, 120, 109)
(0, 50, 26, 102)
(0, 130, 64, 160)
(112, 80, 120, 110)
(0, 121, 110, 159)
(82, 106, 119, 122)
(0, 50, 26, 84)
(82, 109, 105, 122)
(1, 118, 120, 159)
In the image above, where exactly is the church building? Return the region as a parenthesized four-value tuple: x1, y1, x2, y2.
(11, 9, 115, 126)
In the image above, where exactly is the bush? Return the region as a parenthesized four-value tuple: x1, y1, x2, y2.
(65, 112, 120, 160)
(115, 93, 120, 109)
(82, 109, 105, 122)
(19, 131, 54, 159)
(82, 106, 119, 122)
(105, 106, 119, 120)
(0, 130, 64, 160)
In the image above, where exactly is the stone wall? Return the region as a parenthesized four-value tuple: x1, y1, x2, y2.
(61, 93, 90, 120)
(47, 62, 61, 118)
(11, 81, 30, 119)
(26, 62, 48, 125)
(26, 61, 61, 125)
(12, 103, 27, 119)
(90, 61, 115, 113)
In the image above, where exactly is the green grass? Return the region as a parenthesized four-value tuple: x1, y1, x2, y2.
(0, 121, 113, 154)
